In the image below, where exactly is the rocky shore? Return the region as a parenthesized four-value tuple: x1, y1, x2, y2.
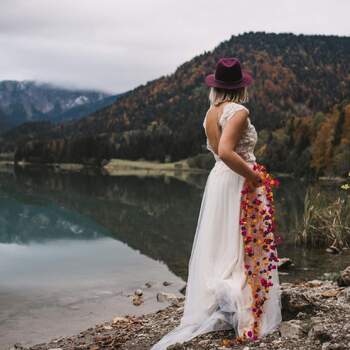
(12, 266, 350, 350)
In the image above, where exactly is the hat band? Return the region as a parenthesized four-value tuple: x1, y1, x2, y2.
(213, 76, 243, 85)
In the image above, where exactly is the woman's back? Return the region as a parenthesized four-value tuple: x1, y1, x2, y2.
(203, 102, 258, 164)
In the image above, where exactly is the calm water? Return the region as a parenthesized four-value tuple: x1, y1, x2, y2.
(0, 166, 349, 347)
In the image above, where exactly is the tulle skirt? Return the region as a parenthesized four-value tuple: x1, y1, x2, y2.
(151, 160, 282, 349)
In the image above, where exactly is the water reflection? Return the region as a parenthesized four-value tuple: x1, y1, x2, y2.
(0, 167, 191, 347)
(1, 166, 349, 283)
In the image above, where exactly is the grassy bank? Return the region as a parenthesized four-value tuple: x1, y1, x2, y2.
(296, 174, 350, 248)
(103, 158, 206, 174)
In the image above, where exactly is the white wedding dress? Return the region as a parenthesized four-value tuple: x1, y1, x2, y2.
(151, 102, 282, 349)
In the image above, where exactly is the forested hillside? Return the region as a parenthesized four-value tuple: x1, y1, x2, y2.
(259, 99, 350, 177)
(3, 32, 350, 177)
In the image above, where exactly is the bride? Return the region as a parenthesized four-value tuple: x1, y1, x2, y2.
(151, 57, 282, 349)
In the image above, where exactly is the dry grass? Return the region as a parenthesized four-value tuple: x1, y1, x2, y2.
(296, 185, 350, 248)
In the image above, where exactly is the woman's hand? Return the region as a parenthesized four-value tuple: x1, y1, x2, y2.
(245, 171, 264, 191)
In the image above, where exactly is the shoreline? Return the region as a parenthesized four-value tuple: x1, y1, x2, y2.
(15, 276, 350, 350)
(0, 158, 207, 174)
(1, 158, 343, 182)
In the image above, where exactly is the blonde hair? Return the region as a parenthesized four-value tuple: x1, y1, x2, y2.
(208, 86, 249, 106)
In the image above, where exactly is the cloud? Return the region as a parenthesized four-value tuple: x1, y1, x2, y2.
(0, 0, 349, 93)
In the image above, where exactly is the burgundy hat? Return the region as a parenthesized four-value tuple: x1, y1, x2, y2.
(205, 57, 253, 89)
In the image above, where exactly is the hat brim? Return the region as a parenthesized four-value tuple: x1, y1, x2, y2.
(205, 70, 253, 89)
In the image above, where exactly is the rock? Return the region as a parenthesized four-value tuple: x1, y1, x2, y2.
(145, 282, 153, 288)
(322, 342, 345, 350)
(132, 295, 144, 306)
(156, 292, 179, 306)
(278, 257, 294, 270)
(326, 245, 341, 254)
(280, 319, 306, 339)
(281, 288, 316, 319)
(198, 339, 210, 346)
(337, 266, 350, 287)
(10, 344, 25, 350)
(89, 346, 99, 350)
(321, 289, 340, 298)
(112, 316, 129, 324)
(296, 311, 308, 319)
(306, 279, 323, 287)
(134, 288, 143, 296)
(341, 287, 350, 302)
(100, 159, 109, 167)
(308, 323, 332, 343)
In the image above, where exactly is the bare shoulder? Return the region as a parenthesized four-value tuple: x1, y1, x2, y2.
(206, 105, 217, 118)
(206, 101, 231, 118)
(226, 106, 249, 124)
(238, 103, 250, 114)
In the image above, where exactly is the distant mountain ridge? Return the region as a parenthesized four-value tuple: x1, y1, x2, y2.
(2, 32, 350, 177)
(0, 80, 118, 132)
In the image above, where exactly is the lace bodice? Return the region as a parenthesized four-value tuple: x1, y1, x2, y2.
(202, 102, 258, 163)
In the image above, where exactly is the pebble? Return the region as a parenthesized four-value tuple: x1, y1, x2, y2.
(296, 311, 308, 319)
(132, 295, 144, 306)
(112, 316, 128, 324)
(308, 323, 332, 342)
(338, 266, 350, 286)
(277, 257, 293, 270)
(326, 245, 341, 254)
(134, 289, 143, 296)
(156, 292, 180, 306)
(280, 320, 305, 339)
(306, 279, 323, 287)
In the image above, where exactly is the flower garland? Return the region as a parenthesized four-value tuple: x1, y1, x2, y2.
(223, 163, 280, 347)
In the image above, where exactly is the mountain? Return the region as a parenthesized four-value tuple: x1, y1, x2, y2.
(0, 80, 117, 132)
(51, 94, 119, 123)
(3, 32, 350, 177)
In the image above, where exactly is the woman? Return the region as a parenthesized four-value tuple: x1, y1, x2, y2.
(151, 58, 282, 349)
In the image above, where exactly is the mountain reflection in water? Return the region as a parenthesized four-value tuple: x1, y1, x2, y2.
(1, 166, 349, 282)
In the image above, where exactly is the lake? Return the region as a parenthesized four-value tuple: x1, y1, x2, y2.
(1, 165, 349, 348)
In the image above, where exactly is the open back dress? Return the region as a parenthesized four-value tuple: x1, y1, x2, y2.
(151, 102, 282, 349)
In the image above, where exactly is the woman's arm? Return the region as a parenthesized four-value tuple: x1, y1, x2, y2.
(218, 109, 261, 185)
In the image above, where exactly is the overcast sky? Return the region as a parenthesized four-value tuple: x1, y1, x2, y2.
(1, 0, 349, 94)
